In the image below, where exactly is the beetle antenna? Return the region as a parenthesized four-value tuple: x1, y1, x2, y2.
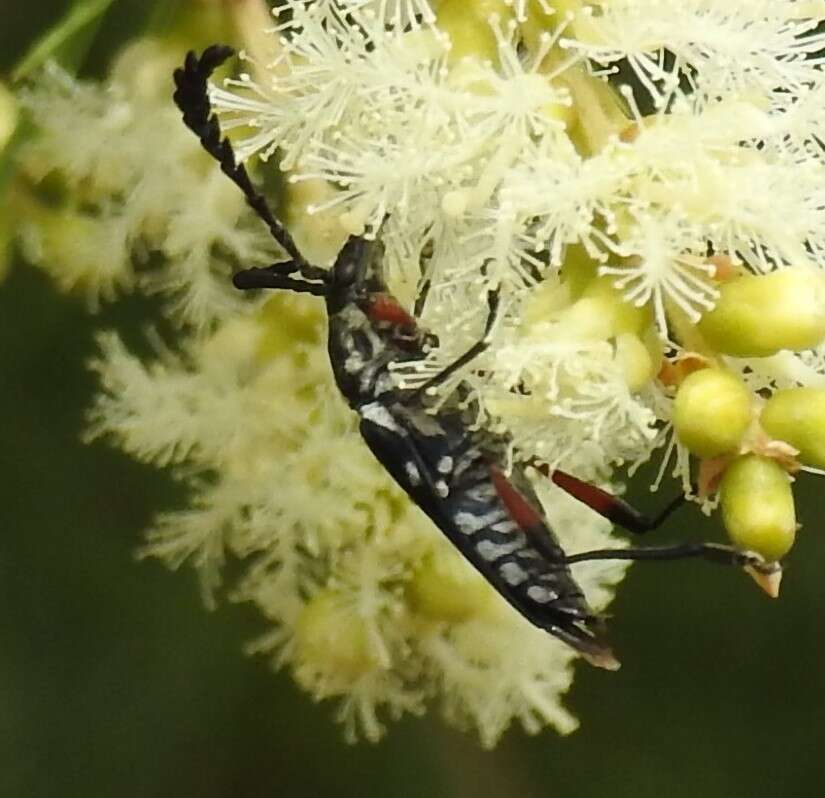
(173, 46, 326, 284)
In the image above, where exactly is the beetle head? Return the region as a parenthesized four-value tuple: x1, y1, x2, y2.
(327, 235, 386, 311)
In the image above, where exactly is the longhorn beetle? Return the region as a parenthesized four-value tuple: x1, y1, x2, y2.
(173, 46, 777, 669)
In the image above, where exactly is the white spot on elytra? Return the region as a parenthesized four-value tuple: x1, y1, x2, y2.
(360, 401, 401, 432)
(437, 456, 453, 474)
(455, 509, 508, 534)
(435, 480, 449, 498)
(476, 539, 523, 561)
(491, 520, 518, 534)
(344, 351, 365, 374)
(453, 454, 478, 479)
(405, 461, 421, 486)
(500, 561, 529, 586)
(527, 585, 557, 603)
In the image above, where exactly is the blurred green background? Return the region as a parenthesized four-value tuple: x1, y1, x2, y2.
(3, 4, 825, 798)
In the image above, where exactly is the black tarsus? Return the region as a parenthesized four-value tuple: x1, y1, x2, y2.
(172, 45, 327, 286)
(607, 488, 686, 534)
(564, 541, 779, 574)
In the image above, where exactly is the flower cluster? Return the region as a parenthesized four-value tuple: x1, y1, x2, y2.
(11, 0, 825, 744)
(14, 39, 279, 323)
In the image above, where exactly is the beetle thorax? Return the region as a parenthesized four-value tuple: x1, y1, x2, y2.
(327, 301, 399, 408)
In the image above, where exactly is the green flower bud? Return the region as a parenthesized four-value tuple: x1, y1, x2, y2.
(641, 324, 665, 374)
(519, 0, 557, 52)
(0, 80, 18, 152)
(582, 275, 652, 336)
(672, 368, 752, 457)
(31, 207, 131, 295)
(256, 294, 323, 361)
(524, 272, 654, 344)
(614, 332, 655, 392)
(720, 455, 796, 561)
(698, 269, 825, 357)
(761, 387, 825, 468)
(559, 242, 596, 290)
(436, 0, 512, 64)
(409, 549, 494, 622)
(555, 295, 618, 340)
(521, 0, 594, 53)
(294, 591, 378, 683)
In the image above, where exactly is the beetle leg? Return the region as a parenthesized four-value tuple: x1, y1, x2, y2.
(413, 274, 432, 319)
(534, 464, 782, 580)
(563, 541, 779, 574)
(404, 287, 500, 404)
(545, 467, 687, 535)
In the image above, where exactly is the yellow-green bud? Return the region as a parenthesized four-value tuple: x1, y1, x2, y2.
(761, 387, 825, 469)
(198, 316, 260, 370)
(34, 208, 131, 294)
(641, 324, 665, 374)
(554, 295, 618, 340)
(294, 591, 377, 682)
(256, 294, 323, 361)
(672, 368, 752, 457)
(0, 81, 17, 152)
(521, 0, 590, 48)
(614, 332, 655, 392)
(524, 272, 653, 343)
(436, 0, 512, 64)
(582, 275, 651, 336)
(698, 269, 825, 357)
(521, 279, 572, 330)
(560, 243, 599, 298)
(408, 549, 494, 622)
(519, 0, 556, 52)
(720, 455, 796, 561)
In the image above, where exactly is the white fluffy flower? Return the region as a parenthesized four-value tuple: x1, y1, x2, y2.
(16, 41, 279, 322)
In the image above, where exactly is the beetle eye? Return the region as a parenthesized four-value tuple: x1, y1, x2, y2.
(333, 236, 369, 287)
(334, 258, 356, 286)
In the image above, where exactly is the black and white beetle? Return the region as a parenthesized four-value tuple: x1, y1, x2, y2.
(173, 46, 777, 669)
